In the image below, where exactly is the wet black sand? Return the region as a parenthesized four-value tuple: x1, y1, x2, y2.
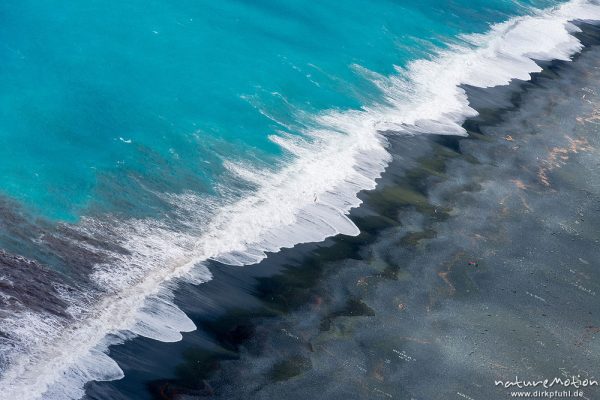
(87, 23, 600, 400)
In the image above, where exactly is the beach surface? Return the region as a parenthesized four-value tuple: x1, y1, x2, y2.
(84, 22, 600, 400)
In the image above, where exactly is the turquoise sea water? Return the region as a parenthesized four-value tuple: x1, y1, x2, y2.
(0, 0, 560, 221)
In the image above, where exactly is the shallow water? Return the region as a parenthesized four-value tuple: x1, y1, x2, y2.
(0, 0, 558, 221)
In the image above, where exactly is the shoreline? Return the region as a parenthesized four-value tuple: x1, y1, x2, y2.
(87, 22, 600, 400)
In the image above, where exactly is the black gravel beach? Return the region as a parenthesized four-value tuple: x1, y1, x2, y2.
(86, 23, 600, 400)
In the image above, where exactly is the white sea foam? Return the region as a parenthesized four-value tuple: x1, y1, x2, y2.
(1, 1, 599, 398)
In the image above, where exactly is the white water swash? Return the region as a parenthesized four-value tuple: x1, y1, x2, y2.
(1, 1, 600, 398)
